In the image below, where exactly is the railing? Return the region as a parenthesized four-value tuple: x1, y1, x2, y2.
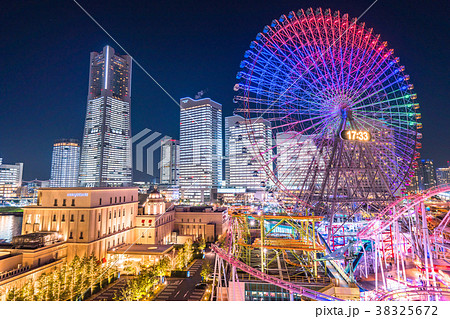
(0, 265, 31, 281)
(359, 185, 450, 239)
(211, 244, 343, 301)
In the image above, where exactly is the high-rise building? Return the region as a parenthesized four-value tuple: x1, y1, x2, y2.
(0, 158, 23, 200)
(225, 115, 272, 189)
(160, 138, 179, 185)
(436, 166, 450, 186)
(50, 139, 80, 188)
(418, 159, 436, 190)
(276, 132, 324, 190)
(179, 97, 222, 203)
(79, 45, 132, 187)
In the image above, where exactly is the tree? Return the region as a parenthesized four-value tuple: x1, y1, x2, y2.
(200, 262, 212, 282)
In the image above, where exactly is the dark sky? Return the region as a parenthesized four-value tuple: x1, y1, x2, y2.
(1, 0, 449, 180)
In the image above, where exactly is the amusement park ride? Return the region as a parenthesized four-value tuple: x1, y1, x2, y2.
(211, 8, 450, 301)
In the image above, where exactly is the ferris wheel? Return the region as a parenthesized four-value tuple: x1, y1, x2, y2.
(233, 8, 421, 219)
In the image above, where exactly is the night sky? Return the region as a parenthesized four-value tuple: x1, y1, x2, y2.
(1, 0, 449, 181)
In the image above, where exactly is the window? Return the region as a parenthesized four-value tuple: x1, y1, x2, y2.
(69, 231, 73, 239)
(242, 147, 247, 154)
(131, 195, 134, 201)
(61, 215, 65, 222)
(199, 219, 201, 223)
(79, 232, 83, 239)
(113, 226, 115, 232)
(124, 196, 126, 202)
(53, 215, 56, 222)
(70, 214, 74, 222)
(99, 198, 102, 205)
(80, 214, 85, 222)
(109, 212, 111, 219)
(119, 197, 121, 203)
(97, 230, 100, 238)
(118, 210, 121, 217)
(54, 199, 58, 206)
(108, 227, 111, 234)
(63, 199, 66, 206)
(115, 197, 117, 203)
(114, 211, 116, 218)
(71, 199, 75, 206)
(98, 214, 101, 222)
(123, 223, 125, 229)
(110, 197, 112, 204)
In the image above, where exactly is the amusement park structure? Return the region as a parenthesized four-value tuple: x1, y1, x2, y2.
(211, 8, 450, 301)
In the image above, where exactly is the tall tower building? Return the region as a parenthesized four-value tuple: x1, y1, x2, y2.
(50, 139, 80, 188)
(276, 132, 324, 190)
(418, 159, 436, 190)
(179, 97, 222, 203)
(79, 46, 132, 187)
(436, 166, 450, 186)
(225, 115, 272, 189)
(160, 138, 180, 185)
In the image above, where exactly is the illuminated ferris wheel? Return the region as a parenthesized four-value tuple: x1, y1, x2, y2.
(233, 8, 422, 219)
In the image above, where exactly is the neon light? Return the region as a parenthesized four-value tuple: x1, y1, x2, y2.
(104, 46, 109, 90)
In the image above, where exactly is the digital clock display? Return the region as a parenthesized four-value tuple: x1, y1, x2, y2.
(340, 130, 371, 141)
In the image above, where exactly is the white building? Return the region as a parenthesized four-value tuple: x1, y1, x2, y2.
(276, 132, 324, 191)
(179, 97, 222, 203)
(160, 138, 179, 185)
(225, 115, 272, 189)
(50, 139, 80, 188)
(0, 158, 23, 200)
(79, 45, 132, 187)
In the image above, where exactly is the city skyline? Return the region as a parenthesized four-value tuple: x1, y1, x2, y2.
(1, 0, 449, 181)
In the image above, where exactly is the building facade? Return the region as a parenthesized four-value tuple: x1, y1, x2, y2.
(179, 97, 222, 203)
(50, 139, 80, 188)
(436, 167, 450, 186)
(225, 115, 272, 189)
(0, 158, 23, 201)
(78, 45, 133, 187)
(160, 139, 179, 185)
(276, 132, 324, 190)
(418, 159, 436, 190)
(22, 187, 138, 261)
(173, 206, 228, 243)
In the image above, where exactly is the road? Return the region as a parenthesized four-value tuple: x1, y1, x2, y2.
(154, 251, 215, 301)
(89, 276, 131, 301)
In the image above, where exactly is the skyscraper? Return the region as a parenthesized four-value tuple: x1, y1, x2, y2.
(436, 166, 450, 186)
(276, 132, 324, 190)
(50, 139, 80, 188)
(160, 138, 180, 185)
(179, 97, 222, 203)
(79, 46, 132, 187)
(0, 158, 23, 200)
(225, 115, 272, 189)
(418, 159, 436, 190)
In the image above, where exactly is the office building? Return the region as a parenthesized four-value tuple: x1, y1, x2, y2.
(50, 139, 80, 188)
(418, 159, 436, 190)
(0, 158, 23, 200)
(160, 138, 179, 185)
(179, 97, 222, 203)
(225, 115, 272, 189)
(79, 45, 133, 187)
(436, 166, 450, 186)
(276, 132, 324, 190)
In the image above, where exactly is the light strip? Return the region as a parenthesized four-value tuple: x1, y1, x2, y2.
(104, 45, 109, 89)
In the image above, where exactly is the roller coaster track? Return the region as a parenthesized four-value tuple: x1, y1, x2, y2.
(359, 184, 450, 239)
(374, 286, 450, 301)
(211, 244, 343, 301)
